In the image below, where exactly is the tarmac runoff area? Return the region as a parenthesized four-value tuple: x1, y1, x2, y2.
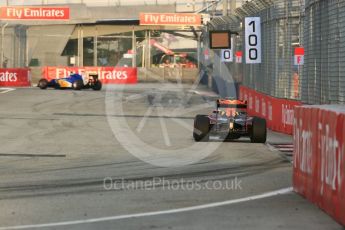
(0, 83, 342, 230)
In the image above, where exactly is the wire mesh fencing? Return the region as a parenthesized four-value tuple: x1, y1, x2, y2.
(202, 0, 345, 105)
(302, 0, 345, 104)
(200, 0, 304, 100)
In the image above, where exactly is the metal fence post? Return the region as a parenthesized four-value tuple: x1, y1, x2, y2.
(1, 23, 9, 68)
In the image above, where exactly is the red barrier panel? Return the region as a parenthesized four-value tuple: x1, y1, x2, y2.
(0, 68, 30, 87)
(239, 85, 302, 135)
(293, 105, 345, 226)
(42, 66, 137, 84)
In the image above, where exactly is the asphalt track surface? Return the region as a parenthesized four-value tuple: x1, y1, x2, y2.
(0, 84, 342, 230)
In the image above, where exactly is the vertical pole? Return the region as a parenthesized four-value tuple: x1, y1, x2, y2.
(93, 35, 98, 66)
(1, 25, 4, 67)
(132, 27, 136, 67)
(142, 30, 147, 68)
(298, 0, 303, 99)
(144, 30, 148, 80)
(230, 0, 236, 14)
(223, 0, 228, 16)
(12, 31, 15, 68)
(16, 27, 20, 68)
(1, 23, 8, 68)
(26, 27, 29, 67)
(77, 25, 84, 67)
(148, 30, 151, 67)
(197, 34, 200, 69)
(77, 25, 80, 66)
(284, 0, 288, 98)
(81, 26, 84, 66)
(93, 27, 98, 66)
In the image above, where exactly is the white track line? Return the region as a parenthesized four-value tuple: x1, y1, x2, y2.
(159, 115, 172, 147)
(0, 187, 293, 230)
(0, 88, 15, 94)
(136, 106, 153, 133)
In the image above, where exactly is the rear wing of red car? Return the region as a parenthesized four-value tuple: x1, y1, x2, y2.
(216, 99, 248, 109)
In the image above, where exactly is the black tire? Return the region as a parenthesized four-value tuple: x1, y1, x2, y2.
(72, 80, 84, 90)
(92, 80, 102, 91)
(38, 79, 48, 90)
(193, 115, 210, 142)
(250, 117, 267, 143)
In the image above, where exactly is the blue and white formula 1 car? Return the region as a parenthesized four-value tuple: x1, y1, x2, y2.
(37, 72, 102, 91)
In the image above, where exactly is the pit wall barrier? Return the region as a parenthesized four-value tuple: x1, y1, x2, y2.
(293, 105, 345, 226)
(40, 66, 199, 85)
(42, 66, 137, 84)
(0, 68, 31, 87)
(239, 85, 302, 135)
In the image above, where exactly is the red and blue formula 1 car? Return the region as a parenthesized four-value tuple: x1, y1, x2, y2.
(193, 98, 267, 143)
(37, 72, 102, 91)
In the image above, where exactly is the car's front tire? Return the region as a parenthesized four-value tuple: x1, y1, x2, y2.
(38, 79, 48, 90)
(250, 117, 267, 143)
(73, 80, 84, 90)
(92, 80, 102, 91)
(193, 115, 210, 142)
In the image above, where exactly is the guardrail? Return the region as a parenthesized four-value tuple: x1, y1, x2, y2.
(239, 85, 302, 135)
(0, 68, 31, 87)
(29, 66, 198, 85)
(42, 66, 137, 84)
(293, 105, 345, 226)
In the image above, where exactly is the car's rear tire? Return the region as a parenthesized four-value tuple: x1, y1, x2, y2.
(92, 81, 102, 91)
(193, 115, 210, 142)
(250, 117, 267, 143)
(38, 79, 48, 90)
(73, 80, 84, 90)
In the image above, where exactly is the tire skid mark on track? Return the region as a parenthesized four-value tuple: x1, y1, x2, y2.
(6, 151, 222, 177)
(0, 153, 66, 158)
(0, 158, 287, 200)
(0, 116, 58, 121)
